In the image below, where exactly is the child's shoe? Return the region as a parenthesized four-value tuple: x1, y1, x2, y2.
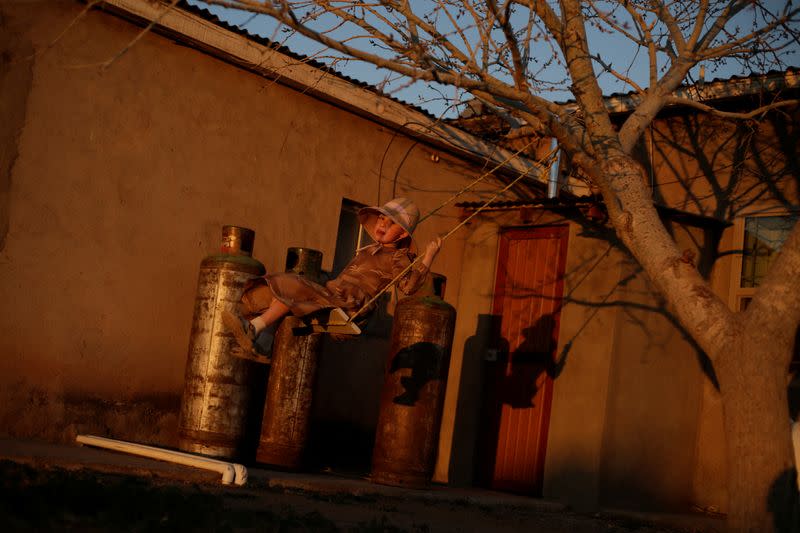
(229, 344, 271, 365)
(222, 310, 257, 352)
(253, 324, 276, 357)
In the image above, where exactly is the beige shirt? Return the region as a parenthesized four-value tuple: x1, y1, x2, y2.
(267, 243, 428, 318)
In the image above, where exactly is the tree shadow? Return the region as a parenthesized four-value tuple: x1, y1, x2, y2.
(456, 78, 800, 512)
(649, 109, 799, 219)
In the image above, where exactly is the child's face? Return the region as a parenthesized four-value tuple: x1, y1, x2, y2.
(374, 214, 410, 244)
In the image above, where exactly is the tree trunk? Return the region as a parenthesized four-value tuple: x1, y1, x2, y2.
(592, 152, 800, 532)
(594, 153, 737, 352)
(716, 331, 799, 533)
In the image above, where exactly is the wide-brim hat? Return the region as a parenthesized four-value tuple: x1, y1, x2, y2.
(358, 197, 420, 251)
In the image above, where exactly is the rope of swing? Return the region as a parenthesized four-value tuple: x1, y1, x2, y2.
(347, 145, 559, 324)
(415, 139, 544, 227)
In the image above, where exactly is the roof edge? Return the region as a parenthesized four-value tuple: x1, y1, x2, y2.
(601, 69, 800, 114)
(98, 0, 553, 188)
(456, 198, 731, 228)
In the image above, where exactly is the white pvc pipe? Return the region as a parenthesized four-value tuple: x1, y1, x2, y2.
(76, 435, 247, 486)
(547, 137, 560, 199)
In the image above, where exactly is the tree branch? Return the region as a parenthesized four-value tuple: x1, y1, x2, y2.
(487, 0, 529, 91)
(512, 0, 564, 44)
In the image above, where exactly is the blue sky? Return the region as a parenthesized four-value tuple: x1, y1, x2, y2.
(189, 0, 799, 118)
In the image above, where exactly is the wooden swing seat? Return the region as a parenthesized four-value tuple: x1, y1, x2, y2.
(306, 307, 361, 335)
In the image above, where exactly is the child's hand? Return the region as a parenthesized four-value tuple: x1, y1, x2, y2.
(422, 237, 442, 268)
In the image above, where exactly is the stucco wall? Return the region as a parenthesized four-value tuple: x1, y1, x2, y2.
(431, 205, 732, 514)
(0, 0, 475, 449)
(641, 107, 799, 514)
(542, 219, 623, 511)
(597, 222, 707, 512)
(648, 110, 799, 218)
(433, 207, 623, 508)
(434, 219, 501, 485)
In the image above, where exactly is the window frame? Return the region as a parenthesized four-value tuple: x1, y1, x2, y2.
(331, 198, 373, 278)
(728, 210, 799, 311)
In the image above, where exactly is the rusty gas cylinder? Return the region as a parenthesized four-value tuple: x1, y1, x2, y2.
(285, 247, 323, 283)
(178, 226, 266, 459)
(256, 315, 323, 468)
(255, 247, 324, 468)
(371, 295, 456, 488)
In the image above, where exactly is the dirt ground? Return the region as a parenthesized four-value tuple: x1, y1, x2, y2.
(0, 459, 715, 533)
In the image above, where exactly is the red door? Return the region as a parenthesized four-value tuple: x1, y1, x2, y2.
(481, 225, 569, 495)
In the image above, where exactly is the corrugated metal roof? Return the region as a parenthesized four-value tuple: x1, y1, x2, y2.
(593, 67, 800, 114)
(599, 67, 800, 101)
(120, 2, 798, 125)
(450, 67, 799, 147)
(455, 67, 799, 120)
(455, 197, 589, 210)
(455, 198, 731, 228)
(175, 0, 436, 119)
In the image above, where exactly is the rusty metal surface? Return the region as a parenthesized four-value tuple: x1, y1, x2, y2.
(431, 273, 447, 299)
(371, 296, 456, 489)
(220, 225, 255, 256)
(256, 316, 322, 469)
(284, 247, 323, 283)
(178, 227, 266, 460)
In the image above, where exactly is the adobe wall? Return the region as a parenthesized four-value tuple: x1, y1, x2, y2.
(0, 0, 475, 450)
(433, 205, 728, 514)
(434, 217, 501, 485)
(648, 110, 799, 218)
(642, 107, 800, 514)
(552, 216, 728, 513)
(596, 221, 708, 512)
(433, 207, 623, 510)
(541, 216, 623, 511)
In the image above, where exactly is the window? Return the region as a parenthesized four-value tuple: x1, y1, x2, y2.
(730, 213, 799, 311)
(740, 216, 798, 288)
(729, 213, 800, 373)
(331, 199, 373, 277)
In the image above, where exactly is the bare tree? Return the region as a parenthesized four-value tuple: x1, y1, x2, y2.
(195, 1, 798, 530)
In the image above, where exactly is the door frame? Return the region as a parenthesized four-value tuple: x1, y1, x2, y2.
(481, 224, 570, 495)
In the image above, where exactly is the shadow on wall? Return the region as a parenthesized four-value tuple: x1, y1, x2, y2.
(478, 312, 565, 488)
(767, 468, 800, 533)
(495, 313, 566, 408)
(446, 313, 568, 488)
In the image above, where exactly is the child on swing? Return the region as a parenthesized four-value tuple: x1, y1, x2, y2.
(223, 197, 442, 359)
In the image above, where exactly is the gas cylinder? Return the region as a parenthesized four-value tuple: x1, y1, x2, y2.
(285, 247, 324, 283)
(371, 295, 456, 488)
(255, 315, 323, 468)
(178, 226, 266, 459)
(255, 247, 324, 468)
